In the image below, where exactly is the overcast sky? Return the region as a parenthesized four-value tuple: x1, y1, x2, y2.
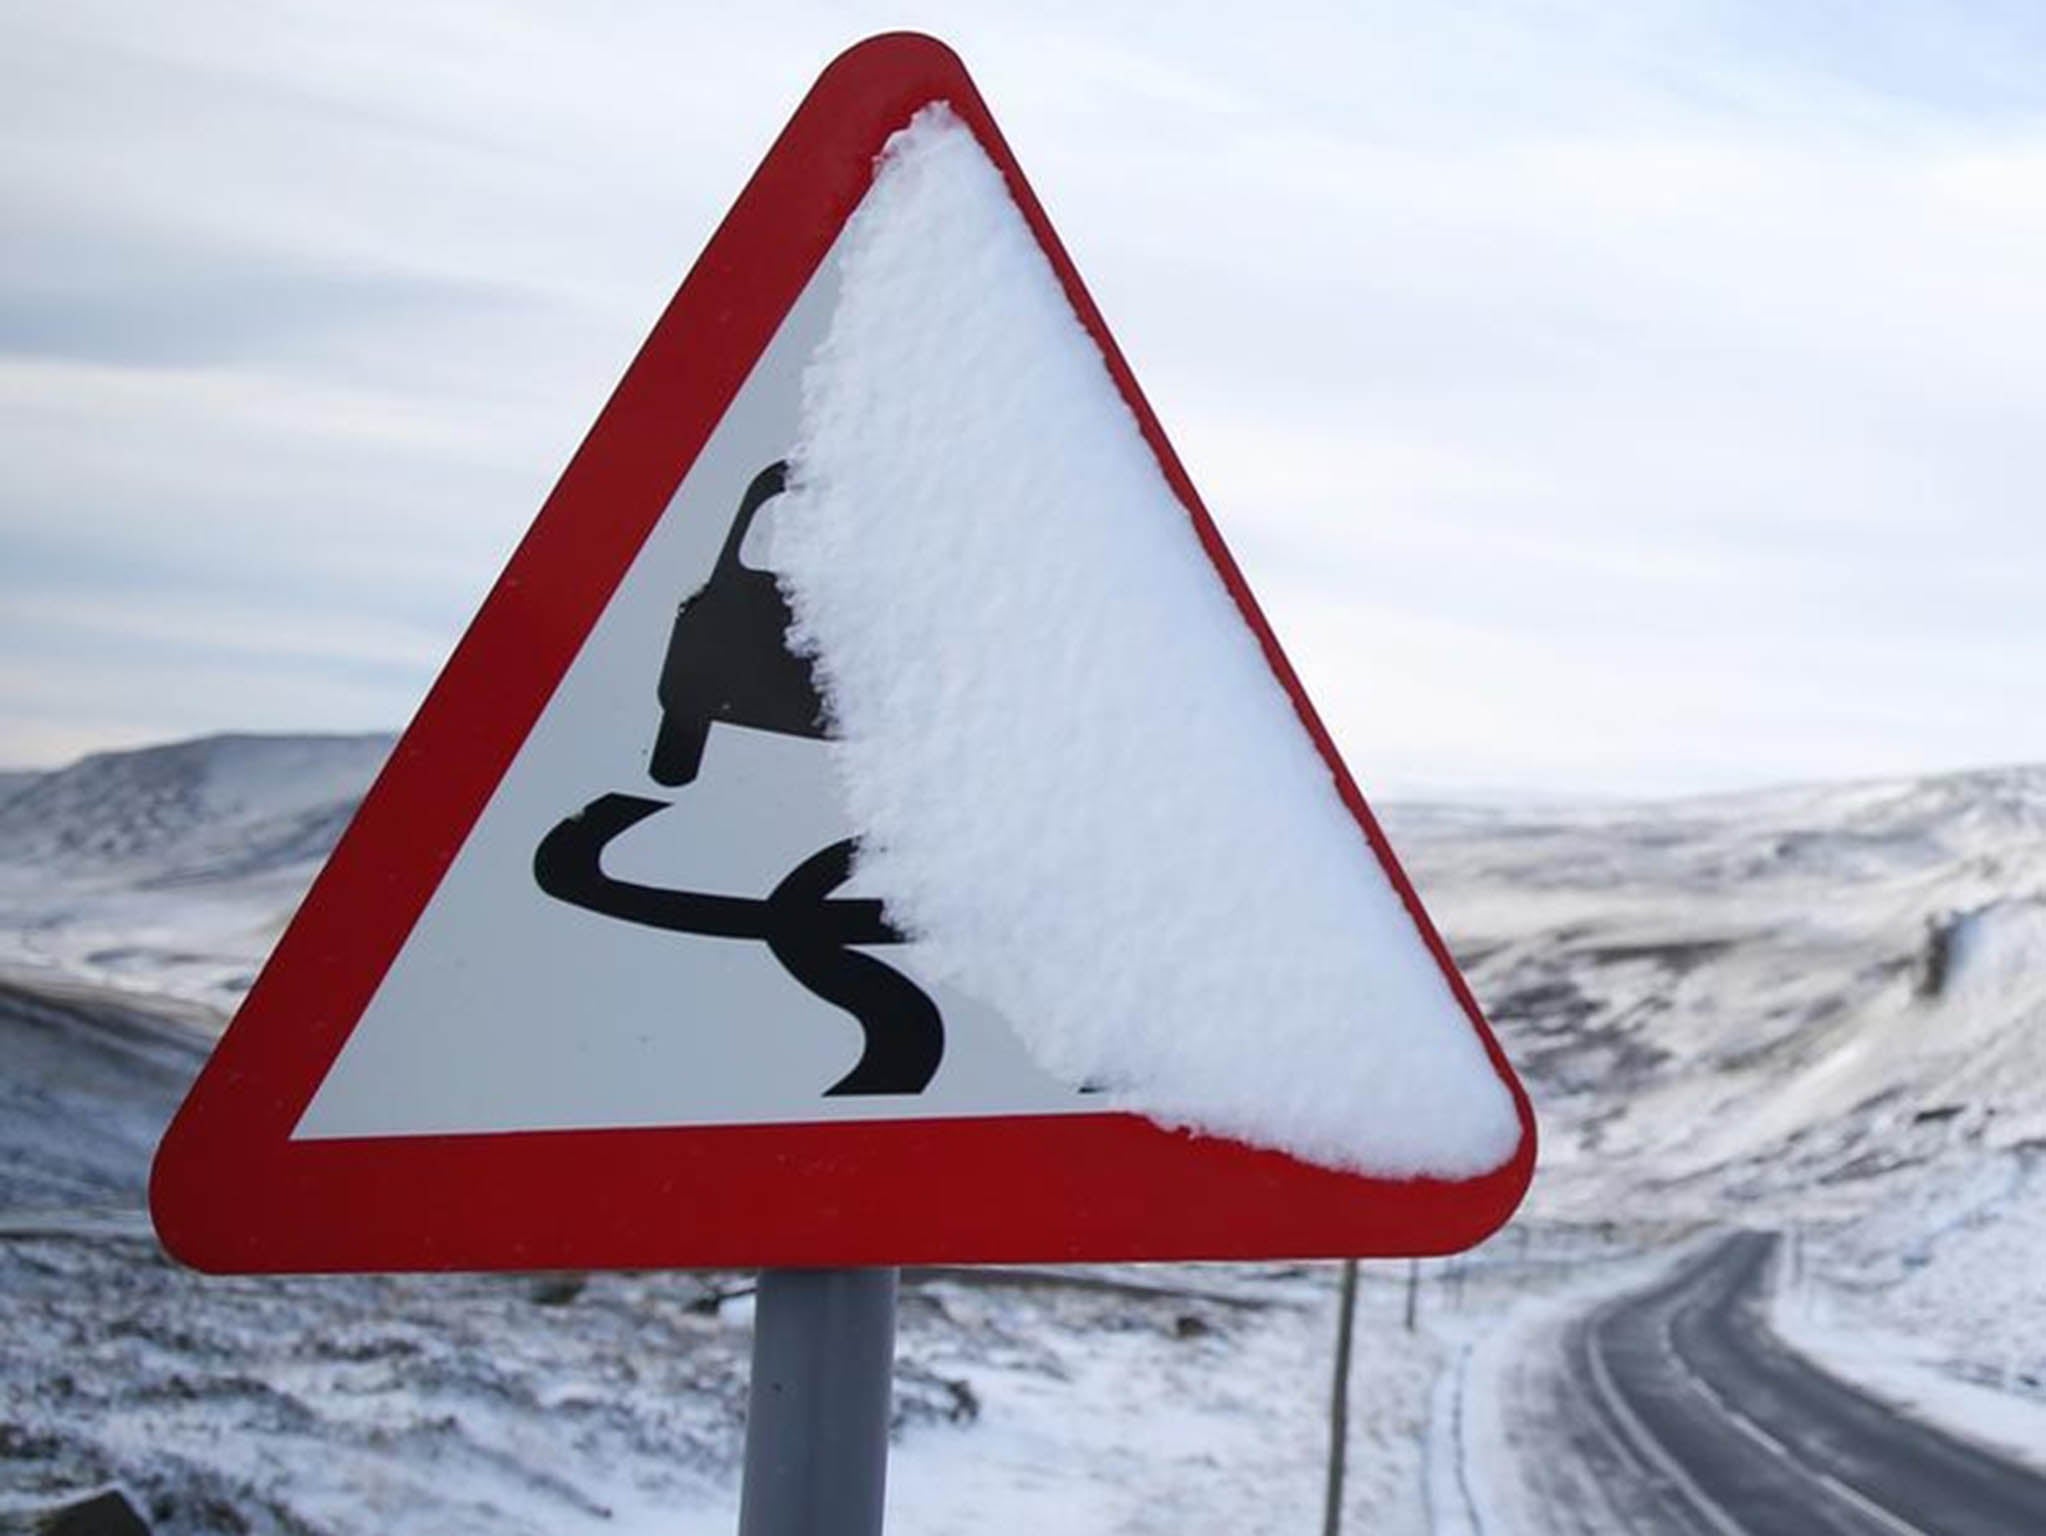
(6, 1, 2046, 798)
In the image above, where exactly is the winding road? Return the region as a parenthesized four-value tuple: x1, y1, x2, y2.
(1546, 1231, 2046, 1535)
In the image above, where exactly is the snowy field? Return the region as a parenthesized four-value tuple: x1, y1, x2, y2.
(5, 733, 2045, 1530)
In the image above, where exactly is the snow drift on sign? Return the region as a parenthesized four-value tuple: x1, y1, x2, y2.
(770, 105, 1519, 1179)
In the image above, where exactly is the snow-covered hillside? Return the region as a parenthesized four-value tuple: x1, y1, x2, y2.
(4, 734, 2045, 1529)
(0, 733, 391, 1011)
(1384, 771, 2046, 1438)
(0, 768, 41, 808)
(1388, 766, 2046, 1214)
(0, 734, 389, 874)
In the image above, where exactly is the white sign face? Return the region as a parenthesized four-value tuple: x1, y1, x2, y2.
(296, 242, 1092, 1140)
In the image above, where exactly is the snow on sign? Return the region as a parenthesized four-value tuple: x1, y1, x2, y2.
(150, 32, 1534, 1274)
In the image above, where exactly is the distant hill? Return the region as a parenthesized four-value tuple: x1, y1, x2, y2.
(1386, 761, 2046, 1222)
(0, 732, 393, 885)
(0, 768, 40, 812)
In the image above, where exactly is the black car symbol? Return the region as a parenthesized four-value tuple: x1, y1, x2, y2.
(649, 461, 825, 786)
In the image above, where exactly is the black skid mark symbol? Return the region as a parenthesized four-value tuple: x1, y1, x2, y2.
(763, 841, 943, 1096)
(533, 794, 942, 1096)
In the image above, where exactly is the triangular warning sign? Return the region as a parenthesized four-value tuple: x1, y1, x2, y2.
(151, 32, 1533, 1274)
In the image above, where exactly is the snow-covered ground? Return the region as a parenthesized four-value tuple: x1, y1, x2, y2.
(0, 967, 1469, 1536)
(5, 734, 2046, 1529)
(6, 1211, 1434, 1536)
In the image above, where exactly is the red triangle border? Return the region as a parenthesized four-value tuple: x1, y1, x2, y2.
(150, 32, 1535, 1273)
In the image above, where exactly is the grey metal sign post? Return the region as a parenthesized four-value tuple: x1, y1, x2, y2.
(738, 1267, 899, 1536)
